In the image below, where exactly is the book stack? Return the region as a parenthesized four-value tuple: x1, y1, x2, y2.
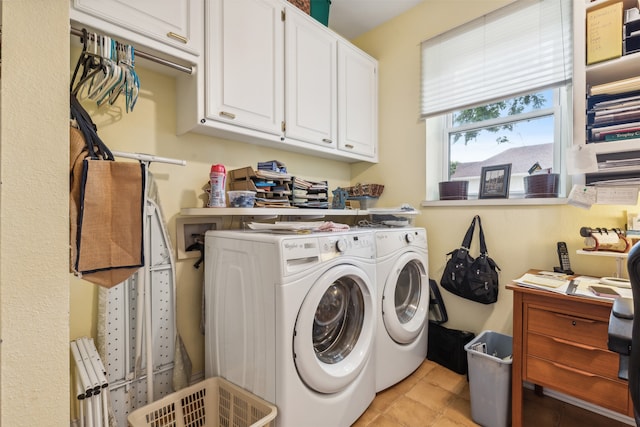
(291, 177, 328, 208)
(586, 84, 640, 143)
(257, 159, 287, 174)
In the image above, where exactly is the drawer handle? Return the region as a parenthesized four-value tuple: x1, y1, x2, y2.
(322, 138, 333, 144)
(553, 313, 596, 324)
(167, 32, 189, 44)
(345, 144, 354, 149)
(551, 361, 596, 377)
(551, 337, 598, 351)
(219, 111, 236, 120)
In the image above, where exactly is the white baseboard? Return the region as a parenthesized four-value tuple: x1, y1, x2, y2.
(523, 382, 635, 425)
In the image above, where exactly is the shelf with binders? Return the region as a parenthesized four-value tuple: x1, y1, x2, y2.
(580, 0, 640, 156)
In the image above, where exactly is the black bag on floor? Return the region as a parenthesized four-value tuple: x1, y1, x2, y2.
(427, 322, 475, 375)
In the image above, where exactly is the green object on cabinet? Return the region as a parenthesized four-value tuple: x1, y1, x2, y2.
(310, 0, 331, 26)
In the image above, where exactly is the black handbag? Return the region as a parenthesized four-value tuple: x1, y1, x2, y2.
(440, 215, 500, 304)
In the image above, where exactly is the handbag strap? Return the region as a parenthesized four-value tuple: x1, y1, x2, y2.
(476, 215, 489, 256)
(460, 215, 478, 250)
(458, 215, 490, 255)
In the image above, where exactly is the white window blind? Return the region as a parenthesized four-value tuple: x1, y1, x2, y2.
(420, 0, 572, 119)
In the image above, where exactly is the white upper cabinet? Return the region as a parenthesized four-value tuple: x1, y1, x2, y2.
(206, 0, 284, 136)
(284, 9, 337, 149)
(70, 0, 203, 61)
(338, 41, 378, 159)
(176, 0, 378, 163)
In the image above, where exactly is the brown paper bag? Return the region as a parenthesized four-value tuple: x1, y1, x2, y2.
(70, 119, 144, 288)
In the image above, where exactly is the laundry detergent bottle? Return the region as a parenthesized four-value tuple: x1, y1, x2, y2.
(208, 164, 227, 207)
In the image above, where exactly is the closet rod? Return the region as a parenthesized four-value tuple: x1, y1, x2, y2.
(112, 150, 186, 166)
(70, 26, 193, 75)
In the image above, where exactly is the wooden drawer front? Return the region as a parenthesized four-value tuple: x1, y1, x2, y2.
(527, 356, 628, 414)
(527, 332, 620, 379)
(528, 307, 608, 349)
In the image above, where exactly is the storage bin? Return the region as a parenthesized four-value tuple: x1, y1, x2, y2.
(523, 173, 559, 198)
(228, 190, 256, 208)
(464, 331, 513, 427)
(311, 0, 331, 26)
(427, 322, 475, 375)
(439, 180, 469, 200)
(127, 377, 277, 427)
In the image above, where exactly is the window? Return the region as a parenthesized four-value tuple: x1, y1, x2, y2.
(421, 0, 573, 201)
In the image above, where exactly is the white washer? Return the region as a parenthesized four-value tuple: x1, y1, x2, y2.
(204, 229, 376, 427)
(373, 227, 429, 392)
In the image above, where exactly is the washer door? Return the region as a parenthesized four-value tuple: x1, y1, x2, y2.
(294, 264, 374, 394)
(382, 252, 428, 344)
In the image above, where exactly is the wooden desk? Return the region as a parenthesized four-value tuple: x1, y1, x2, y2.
(508, 282, 633, 427)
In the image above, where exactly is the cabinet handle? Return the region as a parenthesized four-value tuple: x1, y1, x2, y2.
(344, 144, 354, 149)
(550, 361, 596, 377)
(167, 32, 189, 44)
(322, 138, 333, 144)
(219, 111, 236, 120)
(553, 313, 596, 324)
(551, 337, 598, 351)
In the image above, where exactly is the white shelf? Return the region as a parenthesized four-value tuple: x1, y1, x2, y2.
(576, 249, 628, 258)
(180, 207, 371, 217)
(576, 249, 628, 277)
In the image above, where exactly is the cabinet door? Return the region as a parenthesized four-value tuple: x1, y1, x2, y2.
(71, 0, 202, 57)
(206, 0, 284, 136)
(338, 41, 378, 159)
(284, 8, 337, 148)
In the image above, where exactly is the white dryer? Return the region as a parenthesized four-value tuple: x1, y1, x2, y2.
(204, 229, 376, 427)
(373, 227, 429, 392)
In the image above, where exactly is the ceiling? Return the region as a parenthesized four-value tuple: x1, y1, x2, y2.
(327, 0, 423, 39)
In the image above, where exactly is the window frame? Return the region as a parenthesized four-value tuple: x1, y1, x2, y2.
(425, 85, 573, 203)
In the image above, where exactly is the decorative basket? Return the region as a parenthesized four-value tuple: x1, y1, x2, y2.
(344, 183, 384, 198)
(439, 181, 469, 200)
(524, 173, 559, 198)
(288, 0, 310, 14)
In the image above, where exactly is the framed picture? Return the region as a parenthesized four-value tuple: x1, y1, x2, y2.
(479, 164, 511, 199)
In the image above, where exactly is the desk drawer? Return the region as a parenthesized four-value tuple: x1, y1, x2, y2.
(528, 307, 608, 349)
(527, 356, 628, 414)
(527, 332, 620, 379)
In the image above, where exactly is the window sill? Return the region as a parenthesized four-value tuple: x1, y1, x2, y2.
(421, 197, 568, 207)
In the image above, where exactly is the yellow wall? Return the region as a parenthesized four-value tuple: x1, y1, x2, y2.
(2, 0, 634, 422)
(1, 0, 70, 425)
(352, 0, 634, 334)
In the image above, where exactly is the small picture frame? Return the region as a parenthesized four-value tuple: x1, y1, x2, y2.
(479, 164, 511, 199)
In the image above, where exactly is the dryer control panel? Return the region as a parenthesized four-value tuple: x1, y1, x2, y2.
(318, 232, 375, 261)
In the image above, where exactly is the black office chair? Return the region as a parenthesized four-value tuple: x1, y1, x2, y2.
(609, 243, 640, 426)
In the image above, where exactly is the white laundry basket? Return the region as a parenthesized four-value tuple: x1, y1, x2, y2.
(127, 377, 277, 427)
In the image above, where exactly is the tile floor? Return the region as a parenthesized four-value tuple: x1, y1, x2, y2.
(352, 359, 632, 427)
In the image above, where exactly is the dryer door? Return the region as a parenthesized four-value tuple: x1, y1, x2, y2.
(382, 252, 428, 344)
(294, 264, 374, 394)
